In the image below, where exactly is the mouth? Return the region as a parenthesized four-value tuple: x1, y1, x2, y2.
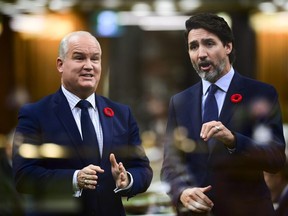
(198, 61, 212, 72)
(80, 73, 94, 78)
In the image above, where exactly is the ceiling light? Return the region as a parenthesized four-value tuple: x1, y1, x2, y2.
(179, 0, 201, 12)
(154, 0, 177, 16)
(258, 2, 277, 13)
(131, 2, 152, 16)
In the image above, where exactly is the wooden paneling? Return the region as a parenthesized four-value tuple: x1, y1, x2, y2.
(256, 31, 288, 122)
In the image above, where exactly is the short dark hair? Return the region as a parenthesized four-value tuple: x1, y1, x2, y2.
(184, 13, 236, 64)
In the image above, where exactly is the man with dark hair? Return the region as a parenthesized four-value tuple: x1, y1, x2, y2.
(161, 13, 286, 216)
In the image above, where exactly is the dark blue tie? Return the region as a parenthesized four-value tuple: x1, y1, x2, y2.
(203, 84, 219, 123)
(77, 100, 100, 164)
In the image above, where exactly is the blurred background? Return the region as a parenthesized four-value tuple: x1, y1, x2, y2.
(0, 0, 288, 215)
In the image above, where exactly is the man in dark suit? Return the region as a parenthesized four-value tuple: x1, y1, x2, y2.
(12, 31, 153, 216)
(161, 13, 286, 216)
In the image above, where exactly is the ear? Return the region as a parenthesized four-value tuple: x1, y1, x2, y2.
(225, 42, 233, 55)
(56, 57, 64, 74)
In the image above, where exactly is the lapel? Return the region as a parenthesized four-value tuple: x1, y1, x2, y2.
(178, 82, 209, 154)
(52, 89, 87, 165)
(188, 82, 203, 139)
(219, 71, 245, 125)
(208, 72, 246, 155)
(95, 95, 113, 164)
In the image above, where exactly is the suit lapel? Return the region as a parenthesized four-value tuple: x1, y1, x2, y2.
(95, 95, 113, 164)
(181, 83, 208, 154)
(219, 72, 245, 125)
(207, 72, 246, 156)
(189, 82, 203, 139)
(53, 89, 86, 165)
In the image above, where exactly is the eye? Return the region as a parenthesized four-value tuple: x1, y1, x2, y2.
(75, 56, 83, 60)
(73, 54, 85, 60)
(91, 55, 101, 62)
(205, 40, 215, 48)
(207, 42, 214, 47)
(189, 43, 198, 51)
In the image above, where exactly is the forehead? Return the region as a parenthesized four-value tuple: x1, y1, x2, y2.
(68, 35, 101, 55)
(188, 28, 220, 43)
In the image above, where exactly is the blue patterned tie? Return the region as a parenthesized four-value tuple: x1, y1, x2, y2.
(77, 100, 100, 164)
(203, 84, 219, 123)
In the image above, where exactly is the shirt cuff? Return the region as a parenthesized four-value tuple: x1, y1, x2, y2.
(72, 170, 83, 197)
(114, 171, 133, 193)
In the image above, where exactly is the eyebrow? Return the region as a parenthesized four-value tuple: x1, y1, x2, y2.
(72, 52, 101, 56)
(189, 37, 216, 44)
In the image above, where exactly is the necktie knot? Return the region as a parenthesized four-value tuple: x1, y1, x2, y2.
(208, 84, 218, 95)
(77, 100, 91, 110)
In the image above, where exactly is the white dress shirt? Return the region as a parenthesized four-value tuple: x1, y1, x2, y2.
(202, 67, 235, 118)
(201, 68, 235, 153)
(61, 86, 133, 197)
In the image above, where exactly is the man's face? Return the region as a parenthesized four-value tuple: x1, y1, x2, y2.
(57, 34, 102, 99)
(187, 28, 232, 83)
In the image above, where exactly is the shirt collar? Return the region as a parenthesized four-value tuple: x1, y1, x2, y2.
(202, 67, 235, 95)
(61, 85, 96, 110)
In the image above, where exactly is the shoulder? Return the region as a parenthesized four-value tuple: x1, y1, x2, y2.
(234, 72, 278, 97)
(96, 95, 129, 109)
(18, 91, 63, 117)
(171, 82, 201, 101)
(21, 93, 57, 110)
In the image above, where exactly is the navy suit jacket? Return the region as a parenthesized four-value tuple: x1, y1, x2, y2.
(13, 88, 153, 216)
(161, 72, 286, 216)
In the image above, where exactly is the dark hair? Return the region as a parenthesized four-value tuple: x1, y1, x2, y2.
(184, 13, 236, 64)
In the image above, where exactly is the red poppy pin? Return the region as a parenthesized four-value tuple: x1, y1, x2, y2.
(103, 107, 114, 117)
(230, 93, 243, 103)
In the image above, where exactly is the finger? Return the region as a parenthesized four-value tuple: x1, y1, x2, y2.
(201, 121, 222, 141)
(84, 180, 96, 190)
(87, 164, 105, 172)
(189, 190, 213, 208)
(200, 121, 217, 139)
(85, 179, 97, 185)
(94, 166, 105, 173)
(197, 186, 214, 206)
(118, 162, 127, 173)
(201, 185, 212, 193)
(187, 200, 212, 213)
(120, 172, 127, 181)
(110, 153, 118, 167)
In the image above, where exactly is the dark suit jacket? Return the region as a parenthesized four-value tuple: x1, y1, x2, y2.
(161, 72, 286, 216)
(12, 89, 153, 216)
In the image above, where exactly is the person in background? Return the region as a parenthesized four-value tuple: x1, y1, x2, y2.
(264, 160, 288, 216)
(12, 31, 153, 216)
(161, 13, 286, 216)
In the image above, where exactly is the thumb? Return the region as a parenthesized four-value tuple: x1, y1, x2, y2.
(201, 185, 212, 193)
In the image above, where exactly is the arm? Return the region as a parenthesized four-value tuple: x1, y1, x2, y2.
(110, 106, 153, 197)
(200, 86, 286, 173)
(12, 105, 75, 195)
(161, 97, 198, 205)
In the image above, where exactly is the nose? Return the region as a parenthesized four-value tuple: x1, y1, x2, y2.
(198, 46, 208, 60)
(83, 60, 93, 71)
